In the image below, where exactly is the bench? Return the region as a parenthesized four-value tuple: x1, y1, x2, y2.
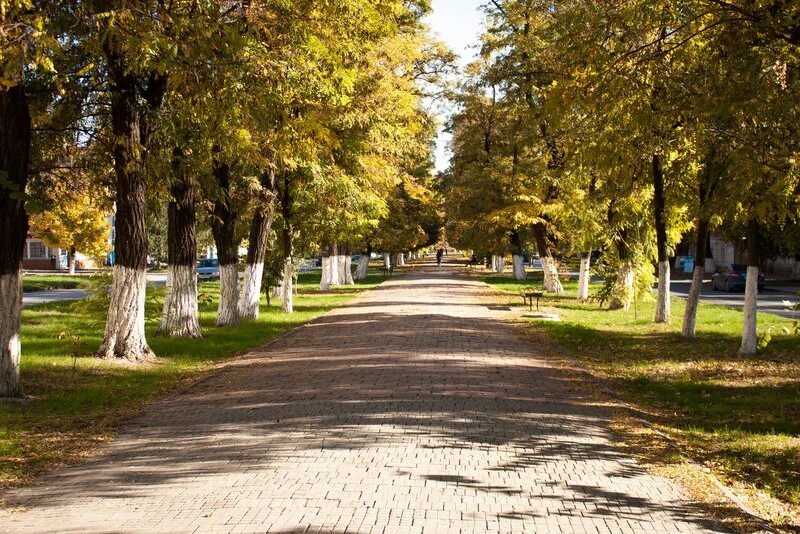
(521, 290, 544, 311)
(380, 266, 394, 277)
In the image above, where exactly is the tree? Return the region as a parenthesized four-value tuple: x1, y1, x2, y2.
(29, 175, 111, 273)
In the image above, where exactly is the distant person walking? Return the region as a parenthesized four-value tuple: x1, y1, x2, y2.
(436, 248, 444, 266)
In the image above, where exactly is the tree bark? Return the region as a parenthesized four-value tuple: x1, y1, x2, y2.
(395, 252, 405, 267)
(355, 255, 370, 280)
(67, 245, 77, 274)
(341, 244, 354, 285)
(239, 167, 277, 320)
(609, 231, 633, 311)
(577, 250, 591, 301)
(320, 242, 334, 292)
(740, 219, 760, 355)
(682, 218, 709, 338)
(98, 44, 165, 361)
(653, 154, 671, 323)
(512, 255, 526, 280)
(279, 172, 294, 313)
(0, 32, 31, 399)
(210, 161, 239, 327)
(383, 253, 391, 269)
(533, 223, 563, 293)
(158, 170, 201, 338)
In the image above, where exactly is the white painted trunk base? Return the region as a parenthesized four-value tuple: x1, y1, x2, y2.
(158, 264, 201, 338)
(654, 260, 671, 323)
(739, 266, 759, 354)
(239, 262, 264, 320)
(344, 255, 354, 285)
(577, 254, 591, 301)
(215, 263, 240, 327)
(682, 266, 704, 338)
(496, 256, 505, 273)
(395, 253, 405, 267)
(542, 257, 564, 294)
(355, 255, 369, 280)
(608, 262, 634, 311)
(281, 258, 293, 313)
(99, 265, 153, 361)
(320, 256, 332, 292)
(329, 255, 341, 286)
(0, 271, 22, 397)
(512, 255, 526, 280)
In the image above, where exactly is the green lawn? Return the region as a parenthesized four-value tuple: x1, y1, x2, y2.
(483, 270, 800, 516)
(1, 268, 389, 490)
(22, 274, 86, 293)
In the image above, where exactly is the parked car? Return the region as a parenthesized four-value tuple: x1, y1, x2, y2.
(711, 263, 765, 292)
(197, 258, 220, 281)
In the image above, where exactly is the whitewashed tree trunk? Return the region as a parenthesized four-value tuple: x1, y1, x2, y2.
(395, 253, 405, 267)
(577, 252, 591, 301)
(330, 254, 340, 286)
(0, 271, 22, 397)
(157, 264, 201, 338)
(344, 255, 354, 284)
(491, 255, 498, 271)
(320, 255, 332, 292)
(281, 258, 293, 313)
(608, 262, 634, 311)
(337, 255, 347, 284)
(495, 256, 505, 273)
(682, 266, 704, 338)
(238, 261, 264, 320)
(99, 265, 154, 361)
(383, 253, 391, 269)
(355, 254, 369, 280)
(512, 254, 527, 280)
(654, 260, 671, 323)
(739, 266, 759, 355)
(215, 263, 239, 327)
(541, 257, 564, 294)
(67, 246, 76, 275)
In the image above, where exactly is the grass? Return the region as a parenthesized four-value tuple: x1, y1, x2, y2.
(0, 268, 390, 491)
(22, 274, 85, 293)
(481, 270, 800, 526)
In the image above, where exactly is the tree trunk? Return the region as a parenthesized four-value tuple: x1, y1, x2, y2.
(158, 171, 201, 338)
(533, 223, 563, 293)
(682, 218, 709, 338)
(609, 262, 634, 311)
(653, 154, 671, 323)
(395, 252, 405, 267)
(577, 250, 591, 301)
(239, 167, 277, 320)
(609, 233, 633, 311)
(355, 254, 370, 280)
(320, 242, 334, 292)
(68, 245, 77, 274)
(383, 253, 391, 269)
(279, 172, 294, 313)
(512, 255, 526, 280)
(0, 64, 30, 398)
(342, 245, 354, 285)
(740, 219, 760, 355)
(210, 161, 239, 328)
(98, 47, 165, 361)
(495, 255, 505, 273)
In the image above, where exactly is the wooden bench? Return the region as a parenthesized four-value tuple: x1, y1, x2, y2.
(521, 290, 544, 311)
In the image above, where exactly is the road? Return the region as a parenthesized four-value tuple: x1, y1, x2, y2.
(22, 272, 168, 307)
(669, 279, 799, 319)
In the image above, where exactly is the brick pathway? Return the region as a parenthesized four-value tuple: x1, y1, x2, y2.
(1, 265, 727, 533)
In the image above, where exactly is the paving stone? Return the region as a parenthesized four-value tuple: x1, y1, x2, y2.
(0, 266, 728, 533)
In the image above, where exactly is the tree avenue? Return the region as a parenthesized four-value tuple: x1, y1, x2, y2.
(0, 0, 446, 397)
(443, 0, 800, 354)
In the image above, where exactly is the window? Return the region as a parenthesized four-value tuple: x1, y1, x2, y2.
(28, 241, 47, 259)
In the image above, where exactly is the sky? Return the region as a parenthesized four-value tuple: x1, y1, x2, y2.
(423, 0, 486, 172)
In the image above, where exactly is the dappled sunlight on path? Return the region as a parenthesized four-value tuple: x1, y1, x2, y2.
(0, 263, 728, 533)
